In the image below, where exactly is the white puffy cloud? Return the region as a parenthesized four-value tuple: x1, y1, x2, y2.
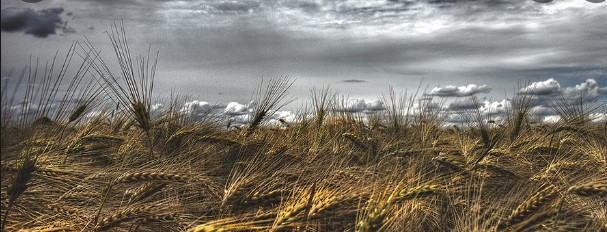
(589, 113, 607, 124)
(267, 110, 297, 126)
(479, 99, 510, 116)
(334, 99, 387, 113)
(230, 114, 251, 125)
(520, 78, 607, 111)
(226, 110, 297, 127)
(428, 84, 491, 97)
(543, 115, 561, 124)
(223, 102, 296, 127)
(520, 78, 560, 95)
(181, 100, 212, 120)
(224, 101, 252, 115)
(151, 103, 164, 112)
(562, 79, 607, 102)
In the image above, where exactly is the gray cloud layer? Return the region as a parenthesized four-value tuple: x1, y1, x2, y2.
(1, 0, 606, 106)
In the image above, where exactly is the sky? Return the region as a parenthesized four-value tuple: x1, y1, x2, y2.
(1, 0, 606, 125)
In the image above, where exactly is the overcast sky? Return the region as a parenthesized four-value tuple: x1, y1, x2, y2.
(1, 0, 606, 123)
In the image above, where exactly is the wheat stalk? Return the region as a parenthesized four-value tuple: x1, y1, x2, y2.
(166, 126, 198, 148)
(500, 185, 559, 229)
(511, 209, 558, 232)
(198, 136, 241, 147)
(48, 204, 80, 216)
(78, 134, 124, 145)
(18, 225, 75, 232)
(2, 154, 37, 231)
(127, 182, 167, 204)
(273, 203, 307, 230)
(342, 132, 368, 150)
(357, 184, 443, 232)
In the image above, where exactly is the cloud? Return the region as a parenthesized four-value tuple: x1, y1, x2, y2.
(365, 100, 385, 111)
(1, 7, 67, 38)
(223, 101, 252, 115)
(428, 84, 491, 97)
(150, 103, 165, 118)
(520, 78, 607, 107)
(479, 99, 510, 116)
(333, 99, 385, 113)
(562, 79, 607, 102)
(337, 99, 368, 113)
(267, 110, 297, 126)
(447, 98, 483, 111)
(342, 79, 366, 83)
(589, 113, 607, 124)
(224, 104, 297, 127)
(519, 78, 560, 95)
(543, 115, 560, 124)
(528, 105, 554, 117)
(213, 1, 260, 13)
(230, 114, 251, 125)
(444, 113, 467, 124)
(181, 100, 212, 120)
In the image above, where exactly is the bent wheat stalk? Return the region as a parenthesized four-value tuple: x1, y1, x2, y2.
(499, 185, 559, 229)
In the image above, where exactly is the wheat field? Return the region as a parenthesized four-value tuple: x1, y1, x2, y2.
(1, 26, 606, 232)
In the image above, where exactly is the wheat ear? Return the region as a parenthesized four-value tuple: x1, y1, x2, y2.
(499, 185, 558, 229)
(94, 205, 154, 231)
(116, 172, 189, 183)
(567, 181, 607, 197)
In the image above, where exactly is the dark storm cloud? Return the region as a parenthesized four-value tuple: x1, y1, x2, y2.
(1, 7, 66, 38)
